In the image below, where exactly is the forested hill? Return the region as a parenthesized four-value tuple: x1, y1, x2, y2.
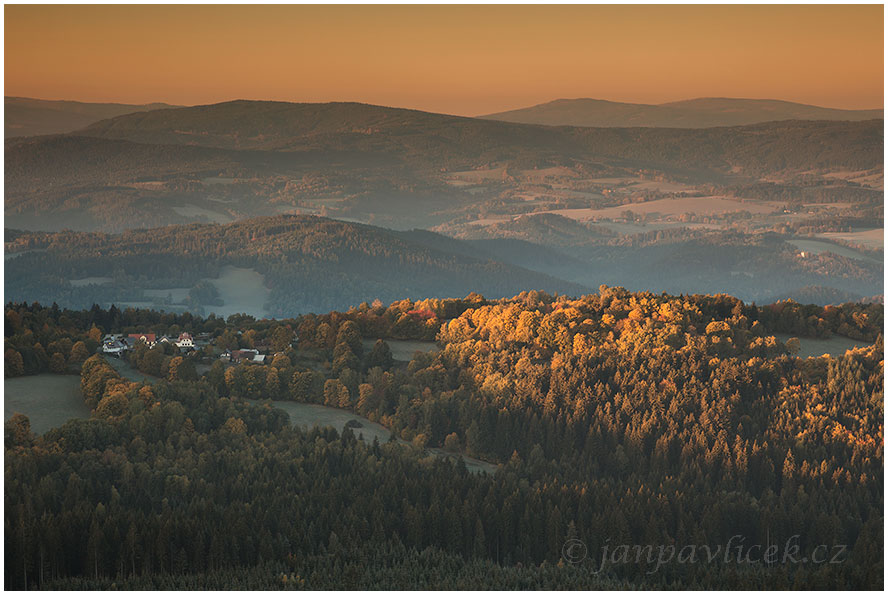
(5, 96, 179, 138)
(78, 100, 883, 174)
(4, 292, 883, 588)
(4, 215, 589, 316)
(7, 99, 882, 232)
(481, 97, 883, 128)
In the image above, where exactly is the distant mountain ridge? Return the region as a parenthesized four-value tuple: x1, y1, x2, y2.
(5, 96, 180, 138)
(6, 99, 882, 232)
(480, 97, 883, 128)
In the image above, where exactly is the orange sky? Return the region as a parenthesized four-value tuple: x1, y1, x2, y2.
(4, 4, 884, 115)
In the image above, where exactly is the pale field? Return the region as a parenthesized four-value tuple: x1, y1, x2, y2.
(518, 166, 581, 180)
(799, 203, 853, 210)
(467, 215, 514, 226)
(201, 176, 237, 186)
(171, 204, 234, 224)
(537, 196, 779, 222)
(585, 177, 637, 186)
(818, 229, 884, 250)
(627, 179, 695, 193)
(4, 374, 91, 434)
(443, 179, 476, 187)
(447, 167, 507, 181)
(774, 333, 872, 359)
(102, 355, 158, 383)
(787, 239, 880, 263)
(820, 170, 884, 190)
(361, 339, 439, 362)
(249, 399, 498, 475)
(559, 189, 607, 200)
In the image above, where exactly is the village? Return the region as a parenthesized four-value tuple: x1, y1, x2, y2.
(101, 331, 270, 364)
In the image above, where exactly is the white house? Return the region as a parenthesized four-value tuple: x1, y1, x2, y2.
(176, 332, 195, 350)
(102, 340, 127, 356)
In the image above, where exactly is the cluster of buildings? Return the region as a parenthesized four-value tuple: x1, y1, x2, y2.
(218, 348, 267, 364)
(102, 332, 205, 356)
(101, 330, 279, 366)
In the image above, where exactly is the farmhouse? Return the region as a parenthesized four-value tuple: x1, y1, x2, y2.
(101, 339, 128, 356)
(175, 332, 195, 350)
(128, 333, 157, 347)
(219, 348, 266, 364)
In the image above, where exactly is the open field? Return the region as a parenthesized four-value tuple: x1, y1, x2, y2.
(818, 228, 884, 250)
(626, 179, 695, 193)
(539, 196, 779, 222)
(445, 168, 507, 183)
(249, 399, 497, 474)
(252, 400, 393, 443)
(171, 204, 234, 224)
(4, 374, 90, 434)
(361, 339, 439, 362)
(787, 239, 881, 263)
(821, 169, 884, 189)
(201, 176, 237, 185)
(775, 333, 873, 359)
(102, 354, 158, 383)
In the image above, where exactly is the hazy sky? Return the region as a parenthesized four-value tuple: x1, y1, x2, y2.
(5, 4, 883, 115)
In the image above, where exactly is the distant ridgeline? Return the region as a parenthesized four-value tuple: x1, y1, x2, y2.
(5, 290, 883, 589)
(4, 100, 883, 232)
(4, 215, 883, 316)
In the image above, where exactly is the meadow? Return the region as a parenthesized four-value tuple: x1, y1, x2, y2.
(4, 374, 90, 434)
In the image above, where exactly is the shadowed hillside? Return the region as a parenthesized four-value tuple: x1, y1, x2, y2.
(4, 214, 589, 316)
(481, 97, 883, 128)
(7, 100, 882, 231)
(5, 96, 179, 138)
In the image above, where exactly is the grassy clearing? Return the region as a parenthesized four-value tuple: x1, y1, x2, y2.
(361, 339, 439, 362)
(775, 333, 872, 359)
(101, 355, 158, 384)
(540, 196, 778, 221)
(4, 374, 90, 434)
(250, 399, 497, 475)
(818, 228, 884, 250)
(787, 239, 880, 263)
(171, 204, 234, 224)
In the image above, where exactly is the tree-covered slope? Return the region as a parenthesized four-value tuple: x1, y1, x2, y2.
(5, 215, 589, 316)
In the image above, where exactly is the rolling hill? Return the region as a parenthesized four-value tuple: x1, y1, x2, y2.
(6, 100, 882, 232)
(5, 96, 179, 138)
(480, 97, 883, 128)
(4, 214, 590, 316)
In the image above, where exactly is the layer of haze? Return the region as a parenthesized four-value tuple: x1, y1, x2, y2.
(5, 4, 883, 115)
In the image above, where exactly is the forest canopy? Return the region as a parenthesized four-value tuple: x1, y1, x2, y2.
(4, 290, 883, 589)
